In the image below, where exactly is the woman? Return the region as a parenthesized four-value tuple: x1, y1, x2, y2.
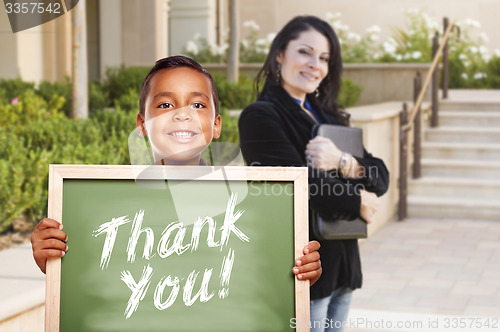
(238, 16, 389, 331)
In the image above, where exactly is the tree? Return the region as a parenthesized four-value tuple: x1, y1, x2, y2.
(227, 0, 239, 83)
(71, 0, 88, 119)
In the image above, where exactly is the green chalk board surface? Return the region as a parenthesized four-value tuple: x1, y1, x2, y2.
(59, 177, 297, 331)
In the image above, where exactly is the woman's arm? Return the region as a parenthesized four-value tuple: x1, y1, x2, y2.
(239, 105, 363, 220)
(305, 136, 390, 197)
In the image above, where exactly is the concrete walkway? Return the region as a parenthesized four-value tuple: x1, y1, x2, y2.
(0, 242, 44, 331)
(346, 217, 500, 332)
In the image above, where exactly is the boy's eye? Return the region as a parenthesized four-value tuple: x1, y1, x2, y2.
(191, 103, 205, 109)
(158, 103, 173, 109)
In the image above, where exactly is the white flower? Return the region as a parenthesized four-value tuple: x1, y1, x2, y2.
(209, 42, 218, 55)
(185, 41, 198, 55)
(255, 38, 267, 46)
(404, 53, 411, 60)
(217, 44, 228, 55)
(494, 49, 500, 57)
(464, 18, 481, 29)
(326, 12, 342, 21)
(347, 32, 361, 42)
(241, 39, 249, 48)
(479, 46, 490, 62)
(383, 41, 396, 54)
(408, 29, 415, 36)
(463, 60, 470, 67)
(423, 13, 438, 30)
(373, 52, 380, 59)
(267, 33, 276, 43)
(395, 54, 403, 61)
(459, 53, 467, 60)
(243, 20, 260, 31)
(370, 34, 379, 41)
(469, 46, 478, 54)
(479, 32, 489, 43)
(366, 25, 382, 34)
(461, 72, 468, 79)
(387, 37, 397, 46)
(332, 21, 349, 32)
(412, 51, 422, 59)
(474, 72, 486, 79)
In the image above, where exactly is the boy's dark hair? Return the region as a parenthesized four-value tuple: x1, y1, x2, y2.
(139, 55, 219, 116)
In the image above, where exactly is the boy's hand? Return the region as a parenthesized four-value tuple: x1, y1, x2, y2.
(292, 240, 322, 286)
(31, 218, 68, 274)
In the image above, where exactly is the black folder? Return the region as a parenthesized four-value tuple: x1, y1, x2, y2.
(311, 124, 367, 240)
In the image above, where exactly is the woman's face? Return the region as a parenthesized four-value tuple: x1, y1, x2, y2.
(276, 29, 330, 102)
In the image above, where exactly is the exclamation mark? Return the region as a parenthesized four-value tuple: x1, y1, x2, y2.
(218, 248, 235, 299)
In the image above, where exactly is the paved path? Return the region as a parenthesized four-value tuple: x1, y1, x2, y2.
(345, 217, 500, 332)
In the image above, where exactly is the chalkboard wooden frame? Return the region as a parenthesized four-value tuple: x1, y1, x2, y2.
(45, 165, 309, 331)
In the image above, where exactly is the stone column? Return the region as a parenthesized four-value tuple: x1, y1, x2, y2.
(99, 0, 122, 75)
(169, 0, 216, 56)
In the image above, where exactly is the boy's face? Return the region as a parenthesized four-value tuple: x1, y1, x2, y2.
(137, 67, 221, 165)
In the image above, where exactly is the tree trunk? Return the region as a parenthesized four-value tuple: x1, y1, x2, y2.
(227, 0, 239, 83)
(72, 0, 88, 119)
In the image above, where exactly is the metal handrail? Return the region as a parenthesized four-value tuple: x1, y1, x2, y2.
(401, 20, 457, 133)
(398, 17, 460, 221)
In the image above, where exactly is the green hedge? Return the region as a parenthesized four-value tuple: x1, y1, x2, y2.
(0, 91, 135, 232)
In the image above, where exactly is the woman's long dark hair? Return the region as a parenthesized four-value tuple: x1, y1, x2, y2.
(255, 16, 349, 125)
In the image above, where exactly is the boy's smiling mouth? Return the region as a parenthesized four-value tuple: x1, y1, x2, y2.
(167, 130, 199, 142)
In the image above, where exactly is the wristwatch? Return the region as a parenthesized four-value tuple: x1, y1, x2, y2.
(338, 152, 349, 173)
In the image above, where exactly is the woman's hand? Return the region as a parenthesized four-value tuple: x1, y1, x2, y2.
(31, 218, 68, 274)
(305, 136, 342, 172)
(359, 189, 380, 224)
(292, 240, 322, 286)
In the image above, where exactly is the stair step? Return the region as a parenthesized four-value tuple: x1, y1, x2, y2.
(439, 111, 500, 127)
(421, 142, 500, 161)
(421, 158, 500, 179)
(439, 100, 500, 112)
(408, 196, 500, 220)
(408, 177, 500, 199)
(425, 127, 500, 143)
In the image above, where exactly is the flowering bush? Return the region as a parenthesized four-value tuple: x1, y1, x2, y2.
(184, 12, 498, 89)
(183, 21, 273, 64)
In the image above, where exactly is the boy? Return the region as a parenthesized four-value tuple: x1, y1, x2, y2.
(31, 55, 321, 284)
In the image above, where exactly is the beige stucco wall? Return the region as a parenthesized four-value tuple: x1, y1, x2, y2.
(236, 0, 500, 53)
(0, 8, 19, 79)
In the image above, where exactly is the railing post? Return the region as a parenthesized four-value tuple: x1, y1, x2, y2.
(399, 103, 408, 221)
(442, 17, 450, 99)
(431, 32, 439, 128)
(413, 71, 422, 179)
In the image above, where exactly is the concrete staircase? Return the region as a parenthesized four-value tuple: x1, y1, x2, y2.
(408, 91, 500, 220)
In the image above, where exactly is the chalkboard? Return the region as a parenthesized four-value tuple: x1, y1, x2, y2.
(45, 165, 309, 332)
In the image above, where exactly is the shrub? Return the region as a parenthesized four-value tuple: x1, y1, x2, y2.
(37, 77, 72, 116)
(0, 91, 134, 232)
(101, 65, 150, 104)
(0, 78, 35, 105)
(486, 56, 500, 88)
(338, 78, 363, 108)
(213, 73, 255, 109)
